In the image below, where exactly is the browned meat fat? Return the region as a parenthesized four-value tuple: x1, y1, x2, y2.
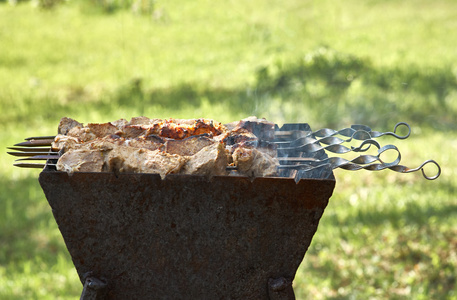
(87, 122, 120, 138)
(107, 147, 187, 178)
(181, 142, 228, 176)
(128, 116, 158, 125)
(53, 116, 280, 179)
(225, 116, 275, 143)
(232, 147, 278, 178)
(110, 118, 129, 130)
(159, 119, 226, 140)
(58, 117, 83, 135)
(52, 135, 81, 152)
(122, 124, 161, 138)
(126, 137, 165, 151)
(165, 135, 214, 156)
(56, 149, 104, 173)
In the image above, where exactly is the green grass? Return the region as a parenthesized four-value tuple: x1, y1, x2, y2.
(1, 0, 456, 298)
(296, 133, 457, 299)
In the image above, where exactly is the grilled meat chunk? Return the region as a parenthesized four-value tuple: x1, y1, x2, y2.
(126, 136, 165, 151)
(56, 118, 227, 145)
(64, 122, 120, 142)
(128, 116, 159, 125)
(58, 117, 84, 135)
(159, 118, 226, 140)
(66, 126, 97, 142)
(107, 147, 187, 179)
(52, 135, 81, 152)
(123, 123, 165, 138)
(181, 142, 228, 176)
(52, 134, 165, 153)
(224, 116, 277, 158)
(165, 135, 214, 156)
(86, 122, 120, 138)
(224, 129, 257, 147)
(53, 116, 280, 178)
(225, 116, 275, 141)
(110, 118, 129, 130)
(56, 149, 104, 173)
(57, 145, 187, 178)
(232, 147, 278, 178)
(122, 124, 152, 138)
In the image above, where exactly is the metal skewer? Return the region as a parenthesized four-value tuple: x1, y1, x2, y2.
(14, 139, 54, 147)
(25, 135, 57, 141)
(15, 155, 60, 161)
(7, 151, 59, 157)
(7, 147, 53, 152)
(13, 162, 48, 169)
(7, 121, 439, 180)
(280, 160, 441, 180)
(275, 122, 411, 142)
(15, 160, 440, 180)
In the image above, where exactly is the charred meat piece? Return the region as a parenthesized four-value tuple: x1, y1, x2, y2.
(223, 129, 258, 146)
(59, 118, 227, 142)
(193, 119, 225, 136)
(159, 119, 226, 140)
(159, 122, 190, 140)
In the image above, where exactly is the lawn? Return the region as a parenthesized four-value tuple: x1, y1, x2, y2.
(0, 0, 456, 298)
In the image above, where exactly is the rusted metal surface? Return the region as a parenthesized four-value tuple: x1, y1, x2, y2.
(80, 274, 108, 300)
(39, 171, 335, 299)
(268, 277, 295, 300)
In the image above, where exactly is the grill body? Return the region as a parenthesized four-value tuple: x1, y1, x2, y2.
(39, 171, 335, 299)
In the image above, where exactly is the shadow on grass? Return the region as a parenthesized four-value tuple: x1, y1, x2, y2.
(324, 178, 457, 230)
(80, 48, 457, 130)
(3, 47, 456, 131)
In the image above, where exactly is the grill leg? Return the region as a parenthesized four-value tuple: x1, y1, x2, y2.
(80, 274, 108, 300)
(268, 277, 295, 300)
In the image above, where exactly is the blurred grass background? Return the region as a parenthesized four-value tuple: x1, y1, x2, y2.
(0, 0, 456, 298)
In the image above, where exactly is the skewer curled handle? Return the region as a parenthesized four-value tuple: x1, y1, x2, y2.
(388, 159, 441, 180)
(391, 122, 411, 139)
(413, 160, 441, 180)
(350, 122, 411, 139)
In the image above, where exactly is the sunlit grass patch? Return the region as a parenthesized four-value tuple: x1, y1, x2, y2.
(0, 0, 456, 298)
(294, 132, 456, 299)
